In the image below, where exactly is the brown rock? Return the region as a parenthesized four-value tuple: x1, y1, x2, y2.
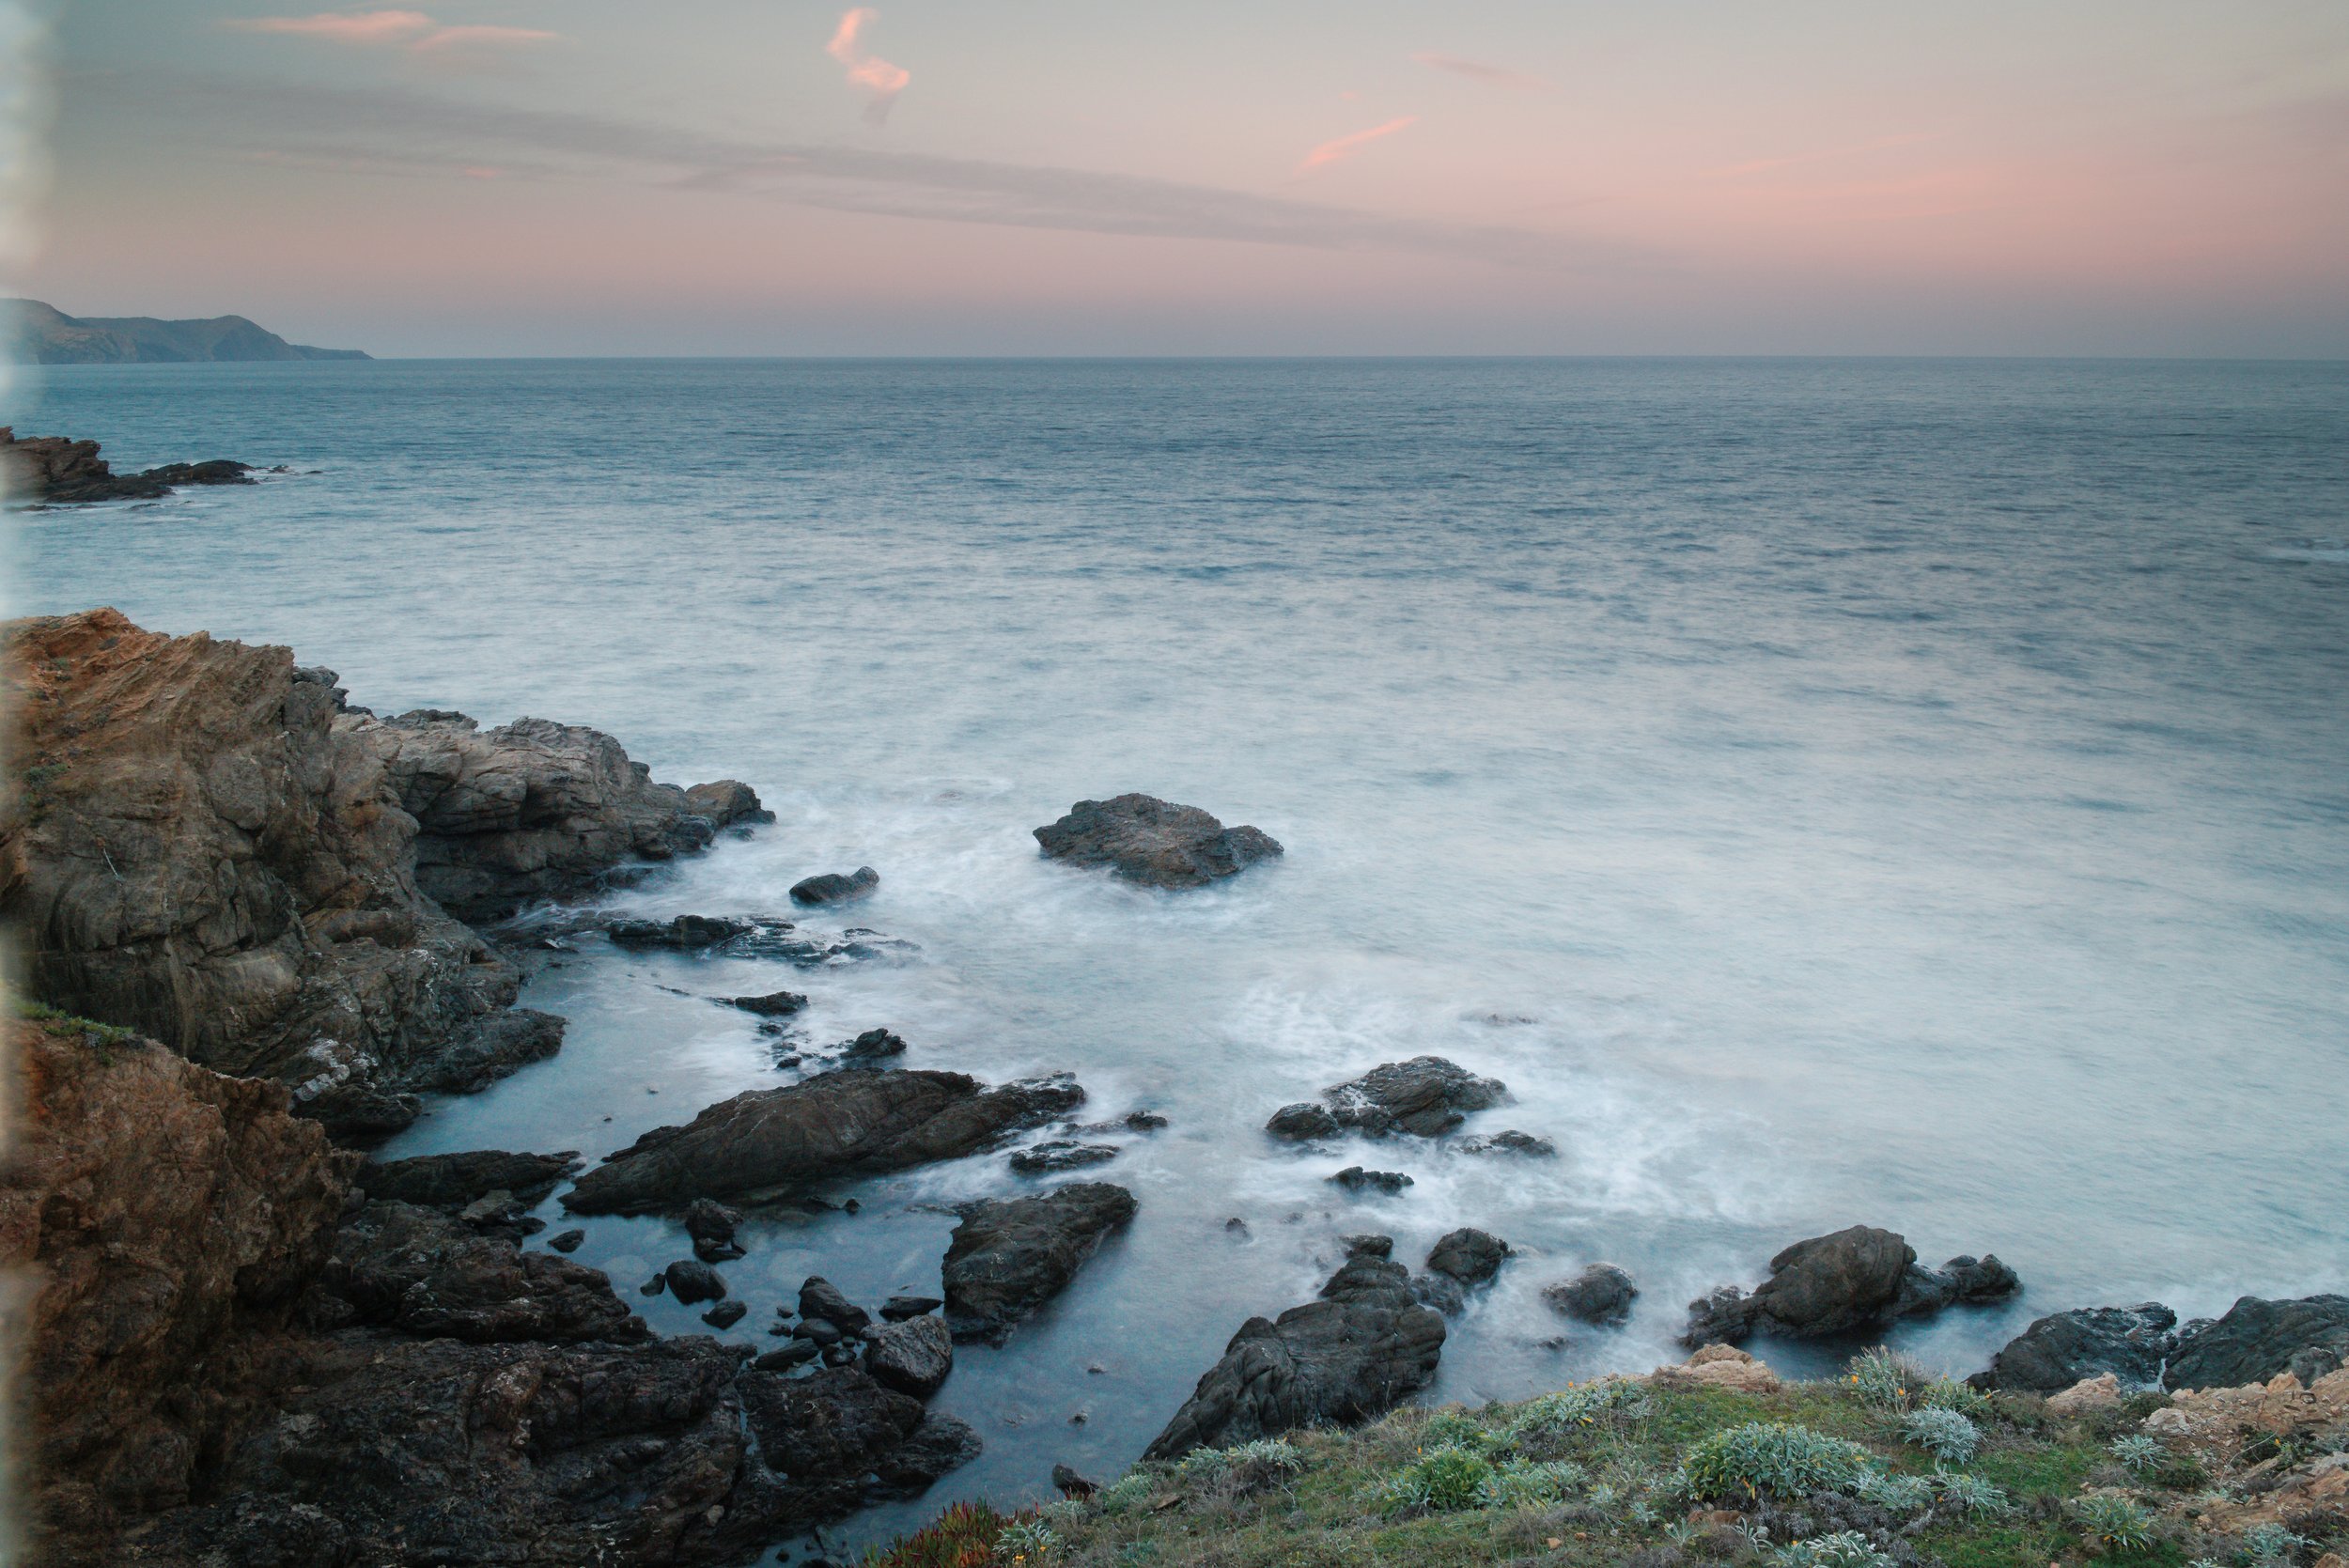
(1654, 1344, 1782, 1393)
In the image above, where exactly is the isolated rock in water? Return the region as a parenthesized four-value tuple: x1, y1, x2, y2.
(1893, 1252, 2023, 1316)
(683, 779, 773, 828)
(1425, 1228, 1511, 1286)
(2166, 1295, 2349, 1390)
(1328, 1166, 1412, 1194)
(1125, 1110, 1170, 1130)
(1052, 1463, 1098, 1498)
(839, 1027, 909, 1063)
(663, 1258, 727, 1305)
(702, 1299, 748, 1328)
(0, 611, 576, 1136)
(1681, 1226, 2008, 1345)
(729, 988, 809, 1017)
(548, 1229, 585, 1253)
(1325, 1056, 1509, 1139)
(1460, 1129, 1558, 1157)
(562, 1068, 1086, 1213)
(800, 1276, 873, 1334)
(1033, 793, 1283, 889)
(683, 1197, 745, 1261)
(1975, 1303, 2181, 1391)
(606, 913, 758, 949)
(1654, 1344, 1781, 1394)
(791, 866, 879, 905)
(1010, 1141, 1119, 1174)
(358, 1148, 582, 1207)
(941, 1183, 1138, 1344)
(1544, 1263, 1639, 1326)
(1342, 1234, 1394, 1259)
(1266, 1102, 1342, 1141)
(1, 425, 254, 504)
(881, 1295, 943, 1321)
(865, 1312, 955, 1398)
(1143, 1248, 1446, 1459)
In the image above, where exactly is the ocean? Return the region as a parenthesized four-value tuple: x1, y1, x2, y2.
(12, 356, 2348, 1551)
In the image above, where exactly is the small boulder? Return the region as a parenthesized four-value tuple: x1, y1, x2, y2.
(1459, 1130, 1557, 1157)
(799, 1276, 872, 1333)
(839, 1028, 908, 1063)
(791, 867, 879, 905)
(1328, 1167, 1411, 1195)
(1010, 1141, 1119, 1175)
(2045, 1373, 2123, 1416)
(1051, 1464, 1098, 1498)
(1425, 1228, 1510, 1286)
(728, 989, 809, 1017)
(702, 1299, 748, 1328)
(1543, 1263, 1638, 1326)
(546, 1229, 586, 1253)
(1124, 1110, 1169, 1131)
(682, 779, 773, 828)
(754, 1340, 821, 1372)
(682, 1198, 743, 1262)
(1342, 1234, 1393, 1258)
(880, 1295, 943, 1321)
(664, 1259, 727, 1304)
(1655, 1344, 1781, 1393)
(1033, 794, 1282, 889)
(1325, 1057, 1508, 1139)
(864, 1313, 955, 1399)
(792, 1318, 844, 1347)
(1266, 1102, 1341, 1141)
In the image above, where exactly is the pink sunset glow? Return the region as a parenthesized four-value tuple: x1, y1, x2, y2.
(827, 8, 910, 124)
(1299, 116, 1419, 173)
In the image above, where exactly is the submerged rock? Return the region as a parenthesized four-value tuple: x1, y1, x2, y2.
(1975, 1303, 2181, 1391)
(1010, 1140, 1119, 1174)
(1460, 1129, 1558, 1157)
(562, 1068, 1086, 1213)
(1425, 1227, 1511, 1286)
(1328, 1166, 1413, 1195)
(1544, 1263, 1640, 1326)
(941, 1183, 1139, 1344)
(1033, 794, 1283, 889)
(607, 914, 758, 950)
(357, 1148, 582, 1207)
(792, 866, 880, 905)
(1682, 1226, 2018, 1345)
(728, 988, 809, 1017)
(2166, 1295, 2349, 1390)
(1143, 1249, 1446, 1459)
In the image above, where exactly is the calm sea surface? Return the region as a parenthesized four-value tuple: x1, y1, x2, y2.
(12, 358, 2348, 1550)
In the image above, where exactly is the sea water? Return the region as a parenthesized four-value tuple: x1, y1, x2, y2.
(13, 357, 2348, 1550)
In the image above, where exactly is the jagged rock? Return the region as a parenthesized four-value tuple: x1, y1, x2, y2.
(546, 1229, 585, 1253)
(2167, 1296, 2349, 1390)
(1544, 1263, 1639, 1326)
(683, 779, 773, 828)
(316, 1200, 647, 1343)
(1051, 1464, 1098, 1498)
(0, 611, 578, 1136)
(357, 1148, 581, 1208)
(1010, 1140, 1119, 1174)
(703, 1299, 749, 1328)
(1412, 1273, 1469, 1315)
(791, 866, 879, 905)
(1426, 1228, 1511, 1286)
(1328, 1166, 1412, 1194)
(880, 1295, 943, 1321)
(1033, 794, 1283, 889)
(1342, 1234, 1393, 1258)
(864, 1313, 955, 1398)
(793, 1318, 844, 1347)
(1682, 1226, 2014, 1345)
(1266, 1102, 1341, 1140)
(1, 426, 253, 504)
(1143, 1249, 1446, 1458)
(799, 1277, 872, 1334)
(839, 1027, 908, 1063)
(663, 1259, 727, 1304)
(682, 1197, 743, 1258)
(562, 1069, 1086, 1214)
(1125, 1110, 1169, 1130)
(739, 1366, 978, 1514)
(1974, 1304, 2181, 1391)
(605, 914, 756, 949)
(728, 988, 809, 1017)
(941, 1183, 1138, 1344)
(1268, 1057, 1508, 1144)
(1460, 1129, 1557, 1157)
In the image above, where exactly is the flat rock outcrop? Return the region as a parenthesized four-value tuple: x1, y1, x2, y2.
(1143, 1248, 1446, 1459)
(355, 1147, 582, 1207)
(563, 1068, 1087, 1213)
(2, 426, 254, 504)
(313, 1199, 648, 1343)
(1682, 1226, 2019, 1345)
(941, 1182, 1138, 1343)
(1034, 794, 1283, 888)
(1975, 1303, 2182, 1391)
(1268, 1056, 1509, 1141)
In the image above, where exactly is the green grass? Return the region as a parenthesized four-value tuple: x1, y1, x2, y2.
(12, 996, 141, 1049)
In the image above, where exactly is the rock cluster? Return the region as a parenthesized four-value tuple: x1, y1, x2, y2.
(1681, 1225, 2019, 1345)
(1975, 1294, 2349, 1393)
(1, 426, 255, 504)
(1268, 1055, 1509, 1141)
(1034, 793, 1283, 888)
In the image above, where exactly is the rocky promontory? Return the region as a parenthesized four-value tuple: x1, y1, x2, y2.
(1, 427, 257, 504)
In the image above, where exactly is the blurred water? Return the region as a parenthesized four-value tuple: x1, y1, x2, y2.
(12, 357, 2349, 1550)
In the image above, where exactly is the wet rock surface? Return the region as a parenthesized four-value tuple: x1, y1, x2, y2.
(1033, 793, 1283, 888)
(865, 1312, 956, 1398)
(1328, 1166, 1412, 1194)
(1143, 1248, 1446, 1459)
(1544, 1263, 1640, 1325)
(663, 1258, 728, 1305)
(317, 1199, 648, 1343)
(728, 987, 809, 1017)
(1425, 1227, 1511, 1286)
(563, 1068, 1086, 1213)
(942, 1183, 1139, 1344)
(1010, 1139, 1120, 1174)
(355, 1148, 582, 1207)
(1975, 1302, 2182, 1391)
(1683, 1226, 2017, 1345)
(739, 1367, 980, 1517)
(1269, 1056, 1510, 1141)
(792, 865, 880, 904)
(2166, 1295, 2349, 1389)
(1460, 1129, 1557, 1157)
(2, 426, 254, 504)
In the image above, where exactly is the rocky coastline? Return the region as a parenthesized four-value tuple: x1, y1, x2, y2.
(1, 427, 265, 505)
(6, 610, 2346, 1567)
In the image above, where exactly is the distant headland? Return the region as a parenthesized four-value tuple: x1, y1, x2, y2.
(4, 297, 368, 364)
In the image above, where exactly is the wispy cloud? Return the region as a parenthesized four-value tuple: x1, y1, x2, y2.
(102, 76, 1646, 274)
(1412, 52, 1552, 94)
(221, 10, 555, 53)
(1299, 116, 1418, 174)
(826, 8, 910, 125)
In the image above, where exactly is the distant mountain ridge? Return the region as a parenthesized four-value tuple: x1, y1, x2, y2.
(5, 298, 368, 364)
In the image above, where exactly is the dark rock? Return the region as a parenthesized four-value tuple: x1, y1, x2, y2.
(1459, 1129, 1558, 1157)
(1267, 1102, 1342, 1141)
(358, 1148, 582, 1207)
(873, 1411, 984, 1495)
(321, 1200, 648, 1343)
(1124, 1110, 1169, 1131)
(1975, 1304, 2181, 1391)
(683, 779, 773, 828)
(1544, 1263, 1639, 1325)
(704, 1299, 749, 1328)
(664, 1259, 728, 1305)
(642, 1273, 667, 1296)
(607, 914, 757, 950)
(880, 1295, 943, 1321)
(2166, 1295, 2349, 1389)
(1325, 1057, 1509, 1138)
(864, 1313, 955, 1398)
(547, 1229, 585, 1252)
(1411, 1273, 1468, 1315)
(941, 1183, 1139, 1344)
(1681, 1226, 2010, 1345)
(683, 1198, 742, 1249)
(1010, 1140, 1120, 1174)
(793, 1318, 844, 1347)
(730, 989, 810, 1017)
(739, 1365, 977, 1509)
(799, 1277, 873, 1333)
(1143, 1249, 1446, 1458)
(1051, 1464, 1098, 1498)
(1342, 1234, 1393, 1258)
(1425, 1227, 1510, 1286)
(791, 866, 880, 905)
(839, 1028, 908, 1063)
(1328, 1166, 1412, 1194)
(1033, 794, 1283, 889)
(562, 1069, 1087, 1213)
(1225, 1217, 1250, 1234)
(1, 426, 254, 504)
(1894, 1253, 2023, 1316)
(754, 1340, 821, 1371)
(822, 1342, 858, 1367)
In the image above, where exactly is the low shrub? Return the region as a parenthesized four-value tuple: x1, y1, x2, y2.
(1897, 1406, 1982, 1465)
(1683, 1422, 1872, 1501)
(1773, 1529, 1897, 1568)
(1851, 1469, 1936, 1516)
(2240, 1523, 2315, 1565)
(1844, 1347, 1931, 1409)
(1931, 1467, 2012, 1518)
(1377, 1443, 1495, 1517)
(864, 1499, 1011, 1567)
(2069, 1493, 2156, 1555)
(1092, 1471, 1157, 1514)
(995, 1517, 1061, 1561)
(1175, 1436, 1306, 1494)
(2110, 1434, 2168, 1478)
(1918, 1378, 1991, 1419)
(1508, 1378, 1649, 1443)
(1480, 1457, 1587, 1508)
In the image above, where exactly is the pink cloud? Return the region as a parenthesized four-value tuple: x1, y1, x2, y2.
(1412, 52, 1551, 94)
(221, 11, 556, 53)
(1299, 116, 1419, 173)
(827, 8, 910, 125)
(413, 25, 558, 52)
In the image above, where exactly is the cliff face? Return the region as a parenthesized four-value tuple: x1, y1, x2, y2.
(0, 609, 759, 1137)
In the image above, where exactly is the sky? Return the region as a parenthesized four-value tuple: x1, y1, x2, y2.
(9, 0, 2349, 356)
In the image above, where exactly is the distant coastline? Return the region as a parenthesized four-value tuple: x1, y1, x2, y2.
(3, 297, 368, 364)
